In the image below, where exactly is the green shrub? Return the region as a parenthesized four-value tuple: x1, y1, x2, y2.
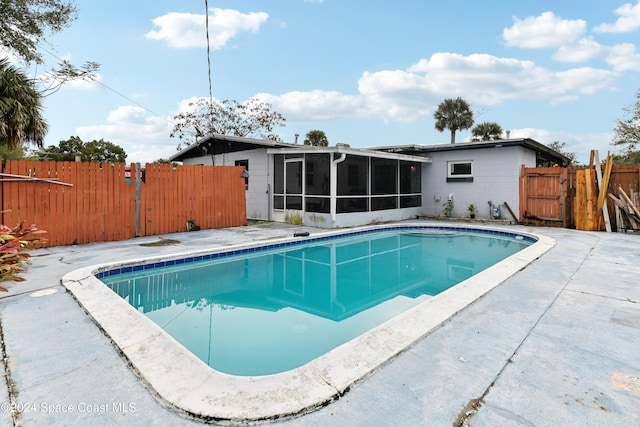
(442, 199, 454, 217)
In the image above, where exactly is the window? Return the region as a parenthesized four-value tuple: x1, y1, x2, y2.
(274, 155, 284, 194)
(305, 153, 330, 213)
(400, 161, 421, 194)
(337, 155, 368, 195)
(400, 161, 421, 208)
(305, 154, 330, 196)
(337, 198, 368, 213)
(371, 158, 397, 195)
(371, 196, 397, 211)
(235, 160, 249, 190)
(285, 161, 302, 194)
(447, 160, 473, 182)
(285, 160, 303, 209)
(273, 154, 307, 211)
(305, 197, 330, 213)
(272, 152, 424, 215)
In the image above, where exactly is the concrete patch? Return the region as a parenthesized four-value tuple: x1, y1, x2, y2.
(611, 373, 640, 397)
(29, 288, 58, 298)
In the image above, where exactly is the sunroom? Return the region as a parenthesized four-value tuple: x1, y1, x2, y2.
(267, 145, 431, 228)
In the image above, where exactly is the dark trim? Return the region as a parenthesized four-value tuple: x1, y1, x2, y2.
(446, 177, 474, 183)
(372, 138, 570, 167)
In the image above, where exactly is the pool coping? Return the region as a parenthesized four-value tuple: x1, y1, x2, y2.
(60, 223, 555, 423)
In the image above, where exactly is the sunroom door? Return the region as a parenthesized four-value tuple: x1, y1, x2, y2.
(285, 159, 303, 211)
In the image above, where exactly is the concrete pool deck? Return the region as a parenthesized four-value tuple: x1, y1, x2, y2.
(0, 221, 639, 426)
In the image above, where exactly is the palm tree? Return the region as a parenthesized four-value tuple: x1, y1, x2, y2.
(0, 58, 48, 150)
(471, 121, 503, 141)
(303, 129, 329, 147)
(433, 97, 474, 144)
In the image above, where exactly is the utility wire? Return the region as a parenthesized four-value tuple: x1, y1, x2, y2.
(37, 44, 176, 129)
(91, 79, 176, 127)
(205, 0, 215, 127)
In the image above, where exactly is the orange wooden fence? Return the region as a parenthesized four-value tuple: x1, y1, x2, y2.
(0, 160, 246, 248)
(521, 163, 640, 230)
(519, 166, 569, 227)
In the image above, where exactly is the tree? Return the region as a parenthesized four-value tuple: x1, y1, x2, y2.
(0, 58, 48, 149)
(303, 129, 329, 147)
(38, 136, 127, 162)
(1, 0, 100, 95)
(433, 97, 474, 144)
(39, 60, 100, 97)
(170, 98, 286, 149)
(546, 141, 577, 165)
(471, 122, 503, 141)
(0, 145, 28, 160)
(612, 150, 640, 164)
(0, 0, 78, 64)
(612, 89, 640, 154)
(153, 158, 178, 167)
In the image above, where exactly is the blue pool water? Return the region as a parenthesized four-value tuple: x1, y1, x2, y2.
(100, 227, 532, 376)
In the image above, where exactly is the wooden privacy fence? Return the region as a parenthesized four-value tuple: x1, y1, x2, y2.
(519, 166, 569, 227)
(570, 163, 640, 231)
(0, 160, 247, 248)
(520, 163, 640, 230)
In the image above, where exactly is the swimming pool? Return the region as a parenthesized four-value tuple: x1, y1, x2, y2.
(62, 223, 554, 422)
(99, 228, 532, 376)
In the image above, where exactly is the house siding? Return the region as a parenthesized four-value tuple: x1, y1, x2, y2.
(422, 146, 535, 220)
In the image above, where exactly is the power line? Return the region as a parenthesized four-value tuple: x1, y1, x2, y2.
(91, 79, 176, 127)
(205, 0, 215, 127)
(37, 44, 176, 128)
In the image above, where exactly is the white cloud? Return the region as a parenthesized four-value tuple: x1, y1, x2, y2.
(77, 106, 176, 163)
(552, 37, 604, 63)
(503, 12, 587, 49)
(250, 52, 618, 127)
(509, 128, 613, 164)
(553, 37, 640, 72)
(405, 53, 616, 105)
(255, 90, 365, 121)
(604, 43, 640, 72)
(501, 9, 640, 73)
(594, 1, 640, 33)
(145, 9, 268, 49)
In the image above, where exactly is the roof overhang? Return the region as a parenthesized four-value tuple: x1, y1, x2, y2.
(169, 134, 300, 162)
(266, 144, 432, 163)
(370, 138, 569, 166)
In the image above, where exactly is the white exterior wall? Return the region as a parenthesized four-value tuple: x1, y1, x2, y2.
(180, 150, 423, 227)
(182, 148, 271, 220)
(298, 207, 424, 229)
(179, 144, 535, 225)
(421, 146, 536, 220)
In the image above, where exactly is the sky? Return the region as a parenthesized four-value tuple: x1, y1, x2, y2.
(20, 0, 640, 164)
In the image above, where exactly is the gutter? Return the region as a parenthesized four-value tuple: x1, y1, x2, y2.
(330, 152, 347, 224)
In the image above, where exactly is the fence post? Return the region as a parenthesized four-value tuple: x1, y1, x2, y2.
(135, 162, 141, 237)
(519, 164, 526, 222)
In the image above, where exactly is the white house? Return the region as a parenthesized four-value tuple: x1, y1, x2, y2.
(170, 135, 567, 228)
(374, 138, 568, 221)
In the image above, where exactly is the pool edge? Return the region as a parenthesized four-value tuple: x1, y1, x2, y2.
(61, 223, 555, 422)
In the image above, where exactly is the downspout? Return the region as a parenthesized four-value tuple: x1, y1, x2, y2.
(331, 152, 347, 225)
(267, 154, 272, 221)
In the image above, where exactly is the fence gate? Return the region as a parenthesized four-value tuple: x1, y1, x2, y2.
(519, 165, 569, 227)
